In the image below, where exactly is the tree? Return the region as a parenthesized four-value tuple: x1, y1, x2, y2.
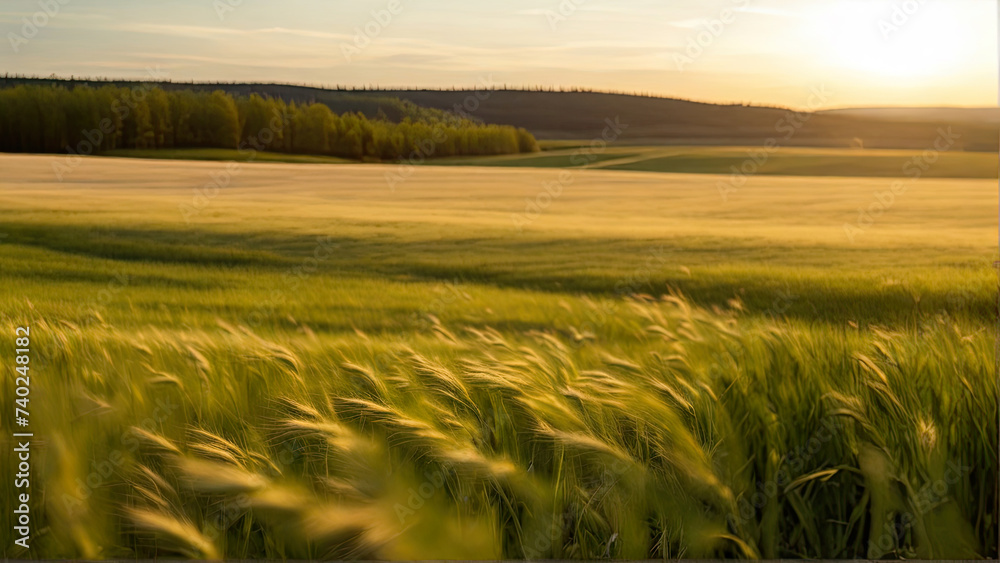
(0, 83, 540, 159)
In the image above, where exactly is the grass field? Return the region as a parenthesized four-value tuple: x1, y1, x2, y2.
(101, 145, 1000, 179)
(434, 145, 999, 179)
(0, 153, 996, 559)
(103, 148, 356, 165)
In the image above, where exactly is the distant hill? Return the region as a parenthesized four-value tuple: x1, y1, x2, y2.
(1, 77, 996, 151)
(373, 90, 998, 152)
(820, 107, 1000, 125)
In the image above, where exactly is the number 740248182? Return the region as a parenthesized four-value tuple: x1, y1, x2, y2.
(14, 327, 30, 426)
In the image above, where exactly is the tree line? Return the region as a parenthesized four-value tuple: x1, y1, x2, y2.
(0, 84, 539, 159)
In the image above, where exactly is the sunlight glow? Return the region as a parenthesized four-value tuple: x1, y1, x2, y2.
(0, 0, 994, 107)
(810, 1, 977, 79)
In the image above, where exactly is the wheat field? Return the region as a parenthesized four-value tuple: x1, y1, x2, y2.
(0, 154, 996, 559)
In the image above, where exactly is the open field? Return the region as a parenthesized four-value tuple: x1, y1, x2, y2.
(0, 154, 996, 559)
(436, 145, 999, 179)
(101, 145, 999, 179)
(103, 149, 356, 165)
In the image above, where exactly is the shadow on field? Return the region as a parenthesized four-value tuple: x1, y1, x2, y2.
(1, 221, 994, 326)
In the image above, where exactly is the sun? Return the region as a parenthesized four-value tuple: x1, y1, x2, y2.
(809, 1, 973, 79)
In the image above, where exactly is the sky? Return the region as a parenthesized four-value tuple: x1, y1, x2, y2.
(1, 0, 997, 109)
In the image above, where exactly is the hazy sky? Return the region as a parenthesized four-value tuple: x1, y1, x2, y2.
(2, 0, 996, 108)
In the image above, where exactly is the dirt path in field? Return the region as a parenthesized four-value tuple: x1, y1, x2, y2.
(580, 149, 684, 169)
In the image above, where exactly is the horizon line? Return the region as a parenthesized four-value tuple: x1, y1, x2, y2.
(2, 73, 997, 112)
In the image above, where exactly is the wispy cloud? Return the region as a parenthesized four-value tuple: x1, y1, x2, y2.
(103, 22, 350, 41)
(734, 5, 800, 18)
(0, 0, 992, 108)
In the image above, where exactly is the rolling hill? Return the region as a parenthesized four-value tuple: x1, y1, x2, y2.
(1, 77, 996, 151)
(373, 89, 999, 151)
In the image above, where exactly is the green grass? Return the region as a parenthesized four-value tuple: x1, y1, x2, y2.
(597, 148, 999, 179)
(0, 154, 996, 559)
(481, 146, 997, 179)
(92, 145, 999, 179)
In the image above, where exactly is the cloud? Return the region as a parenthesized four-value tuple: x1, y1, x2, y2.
(0, 11, 111, 24)
(85, 22, 352, 42)
(734, 5, 800, 18)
